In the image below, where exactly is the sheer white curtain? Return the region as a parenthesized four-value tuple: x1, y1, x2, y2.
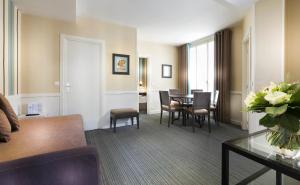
(188, 38, 215, 93)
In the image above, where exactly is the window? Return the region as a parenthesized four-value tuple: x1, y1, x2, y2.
(188, 38, 215, 93)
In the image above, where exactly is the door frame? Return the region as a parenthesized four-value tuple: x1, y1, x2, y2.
(242, 29, 252, 130)
(60, 34, 106, 125)
(138, 56, 151, 114)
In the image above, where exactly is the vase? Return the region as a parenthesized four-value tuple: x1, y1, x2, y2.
(266, 126, 300, 159)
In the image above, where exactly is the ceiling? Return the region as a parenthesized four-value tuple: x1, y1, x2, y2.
(13, 0, 76, 22)
(13, 0, 255, 46)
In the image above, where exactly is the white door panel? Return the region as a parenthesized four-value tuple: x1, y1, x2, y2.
(62, 37, 102, 130)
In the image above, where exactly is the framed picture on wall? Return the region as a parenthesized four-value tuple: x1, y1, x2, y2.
(162, 64, 172, 78)
(112, 54, 130, 75)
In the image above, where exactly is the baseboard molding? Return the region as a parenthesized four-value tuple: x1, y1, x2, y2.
(148, 110, 160, 114)
(101, 118, 138, 129)
(231, 119, 242, 126)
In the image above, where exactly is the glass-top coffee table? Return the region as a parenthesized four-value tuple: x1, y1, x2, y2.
(222, 130, 300, 185)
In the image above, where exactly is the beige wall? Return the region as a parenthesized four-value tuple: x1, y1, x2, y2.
(20, 14, 137, 93)
(285, 0, 300, 82)
(254, 0, 284, 91)
(138, 41, 178, 113)
(138, 41, 178, 90)
(244, 0, 285, 133)
(230, 22, 243, 91)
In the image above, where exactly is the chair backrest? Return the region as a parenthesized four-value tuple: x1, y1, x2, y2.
(213, 90, 219, 106)
(159, 91, 170, 107)
(191, 89, 203, 94)
(193, 92, 211, 110)
(169, 89, 180, 95)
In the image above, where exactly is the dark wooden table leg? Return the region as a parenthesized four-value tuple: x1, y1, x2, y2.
(110, 116, 112, 128)
(222, 143, 229, 185)
(131, 117, 134, 125)
(137, 115, 139, 129)
(276, 171, 282, 185)
(182, 111, 185, 126)
(171, 112, 174, 124)
(192, 115, 195, 132)
(113, 119, 117, 133)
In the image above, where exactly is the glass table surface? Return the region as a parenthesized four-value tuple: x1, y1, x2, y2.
(227, 131, 300, 171)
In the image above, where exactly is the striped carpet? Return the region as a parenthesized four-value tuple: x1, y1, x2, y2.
(85, 114, 299, 185)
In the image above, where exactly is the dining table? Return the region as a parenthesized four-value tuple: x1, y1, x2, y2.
(169, 93, 194, 99)
(169, 93, 194, 126)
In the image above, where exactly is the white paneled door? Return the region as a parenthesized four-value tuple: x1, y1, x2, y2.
(61, 35, 104, 130)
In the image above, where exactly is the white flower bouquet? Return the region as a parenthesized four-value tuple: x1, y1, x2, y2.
(245, 82, 300, 150)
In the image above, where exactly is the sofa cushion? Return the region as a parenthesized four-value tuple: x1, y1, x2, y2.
(0, 109, 11, 142)
(0, 146, 100, 185)
(0, 115, 87, 162)
(0, 94, 19, 131)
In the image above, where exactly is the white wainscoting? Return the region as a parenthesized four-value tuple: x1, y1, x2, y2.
(7, 95, 21, 115)
(19, 91, 139, 130)
(20, 93, 60, 116)
(101, 91, 139, 129)
(18, 91, 243, 130)
(230, 91, 242, 126)
(147, 89, 161, 114)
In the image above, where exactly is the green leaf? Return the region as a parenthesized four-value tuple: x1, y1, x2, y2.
(287, 107, 300, 119)
(278, 82, 291, 93)
(278, 114, 300, 133)
(290, 83, 300, 105)
(259, 114, 278, 128)
(248, 92, 270, 112)
(265, 104, 288, 117)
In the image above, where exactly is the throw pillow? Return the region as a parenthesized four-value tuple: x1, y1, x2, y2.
(0, 109, 11, 142)
(0, 93, 20, 131)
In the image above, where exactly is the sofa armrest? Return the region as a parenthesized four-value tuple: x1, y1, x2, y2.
(0, 146, 100, 185)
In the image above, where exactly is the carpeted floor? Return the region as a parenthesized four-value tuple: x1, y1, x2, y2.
(85, 114, 299, 185)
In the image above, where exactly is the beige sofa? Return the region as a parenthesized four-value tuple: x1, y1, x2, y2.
(0, 114, 87, 162)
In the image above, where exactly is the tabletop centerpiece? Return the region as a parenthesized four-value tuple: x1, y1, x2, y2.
(244, 82, 300, 158)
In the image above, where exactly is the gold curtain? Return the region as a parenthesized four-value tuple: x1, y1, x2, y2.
(214, 29, 231, 123)
(178, 44, 189, 94)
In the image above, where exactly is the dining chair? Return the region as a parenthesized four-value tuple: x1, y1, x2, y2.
(185, 92, 211, 133)
(188, 89, 203, 105)
(159, 91, 182, 127)
(191, 89, 203, 94)
(169, 89, 180, 95)
(210, 90, 219, 125)
(169, 89, 183, 119)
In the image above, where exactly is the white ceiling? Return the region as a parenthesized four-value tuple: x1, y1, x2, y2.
(77, 0, 255, 45)
(13, 0, 255, 46)
(13, 0, 76, 22)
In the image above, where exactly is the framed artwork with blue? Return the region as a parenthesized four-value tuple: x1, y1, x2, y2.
(112, 54, 130, 75)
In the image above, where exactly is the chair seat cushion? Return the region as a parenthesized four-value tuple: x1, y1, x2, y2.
(210, 105, 216, 110)
(111, 108, 139, 118)
(162, 104, 181, 111)
(171, 100, 180, 105)
(185, 107, 209, 115)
